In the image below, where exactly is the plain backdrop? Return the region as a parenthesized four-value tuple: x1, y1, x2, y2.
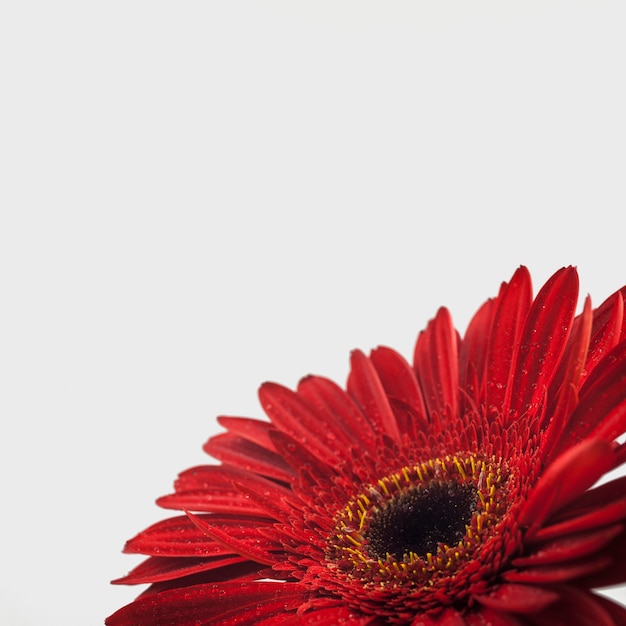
(1, 2, 625, 624)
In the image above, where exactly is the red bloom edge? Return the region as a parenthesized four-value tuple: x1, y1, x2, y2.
(107, 266, 626, 626)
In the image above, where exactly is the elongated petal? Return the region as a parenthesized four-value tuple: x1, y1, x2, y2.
(527, 586, 616, 626)
(581, 288, 625, 385)
(259, 382, 349, 463)
(216, 416, 276, 450)
(464, 608, 524, 625)
(201, 592, 307, 625)
(285, 606, 380, 625)
(593, 596, 626, 626)
(512, 524, 623, 566)
(296, 375, 378, 454)
(233, 481, 294, 525)
(113, 554, 249, 585)
(134, 563, 276, 600)
(484, 266, 532, 415)
(412, 608, 466, 626)
(459, 297, 496, 405)
(413, 307, 459, 420)
(123, 514, 275, 557)
(532, 498, 626, 543)
(347, 349, 402, 442)
(508, 266, 578, 421)
(553, 474, 626, 520)
(432, 608, 467, 626)
(157, 488, 267, 515)
(105, 581, 307, 626)
(474, 583, 559, 613)
(548, 295, 593, 400)
(158, 465, 280, 514)
(576, 530, 626, 588)
(520, 438, 615, 531)
(203, 432, 295, 483)
(559, 340, 626, 449)
(540, 296, 592, 460)
(370, 345, 428, 438)
(502, 555, 610, 583)
(186, 511, 280, 566)
(269, 429, 335, 486)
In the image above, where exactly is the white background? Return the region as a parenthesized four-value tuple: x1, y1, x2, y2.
(1, 2, 625, 624)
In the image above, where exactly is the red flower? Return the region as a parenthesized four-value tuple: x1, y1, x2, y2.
(107, 267, 626, 625)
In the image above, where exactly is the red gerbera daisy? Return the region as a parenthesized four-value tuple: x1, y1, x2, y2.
(107, 266, 626, 625)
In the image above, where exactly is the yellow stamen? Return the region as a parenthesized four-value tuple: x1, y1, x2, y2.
(453, 456, 466, 479)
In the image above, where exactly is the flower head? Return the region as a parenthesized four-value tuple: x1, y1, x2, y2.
(107, 267, 626, 625)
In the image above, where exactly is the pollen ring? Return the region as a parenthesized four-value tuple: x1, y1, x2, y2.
(327, 453, 508, 585)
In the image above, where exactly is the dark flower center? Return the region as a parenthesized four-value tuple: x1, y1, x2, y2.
(327, 453, 509, 585)
(365, 482, 478, 560)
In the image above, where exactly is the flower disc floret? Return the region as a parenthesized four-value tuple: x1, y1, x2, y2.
(326, 453, 514, 610)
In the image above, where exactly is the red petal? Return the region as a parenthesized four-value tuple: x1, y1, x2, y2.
(135, 564, 276, 600)
(412, 608, 466, 625)
(616, 441, 626, 468)
(412, 608, 466, 626)
(502, 554, 610, 583)
(370, 345, 428, 438)
(484, 266, 533, 416)
(549, 294, 593, 396)
(203, 432, 295, 483)
(157, 488, 267, 515)
(593, 594, 626, 626)
(508, 266, 578, 421)
(269, 429, 334, 485)
(123, 514, 276, 557)
(512, 524, 623, 566)
(581, 288, 625, 386)
(433, 609, 467, 626)
(576, 529, 626, 588)
(233, 483, 294, 525)
(541, 296, 592, 459)
(560, 340, 626, 449)
(216, 416, 276, 450)
(172, 464, 249, 492)
(413, 307, 459, 420)
(259, 382, 349, 463)
(201, 592, 305, 625)
(186, 511, 281, 566)
(519, 438, 615, 531)
(296, 375, 378, 454)
(158, 464, 291, 515)
(347, 349, 401, 442)
(474, 583, 559, 613)
(112, 554, 248, 584)
(579, 336, 626, 404)
(459, 296, 496, 405)
(528, 586, 617, 626)
(464, 607, 524, 625)
(105, 581, 307, 626)
(532, 498, 626, 543)
(554, 474, 626, 521)
(122, 515, 225, 556)
(279, 606, 379, 625)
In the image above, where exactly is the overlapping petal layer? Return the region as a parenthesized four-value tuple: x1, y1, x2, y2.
(108, 267, 626, 625)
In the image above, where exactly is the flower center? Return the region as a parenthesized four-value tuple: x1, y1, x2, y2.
(365, 481, 478, 561)
(327, 453, 508, 584)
